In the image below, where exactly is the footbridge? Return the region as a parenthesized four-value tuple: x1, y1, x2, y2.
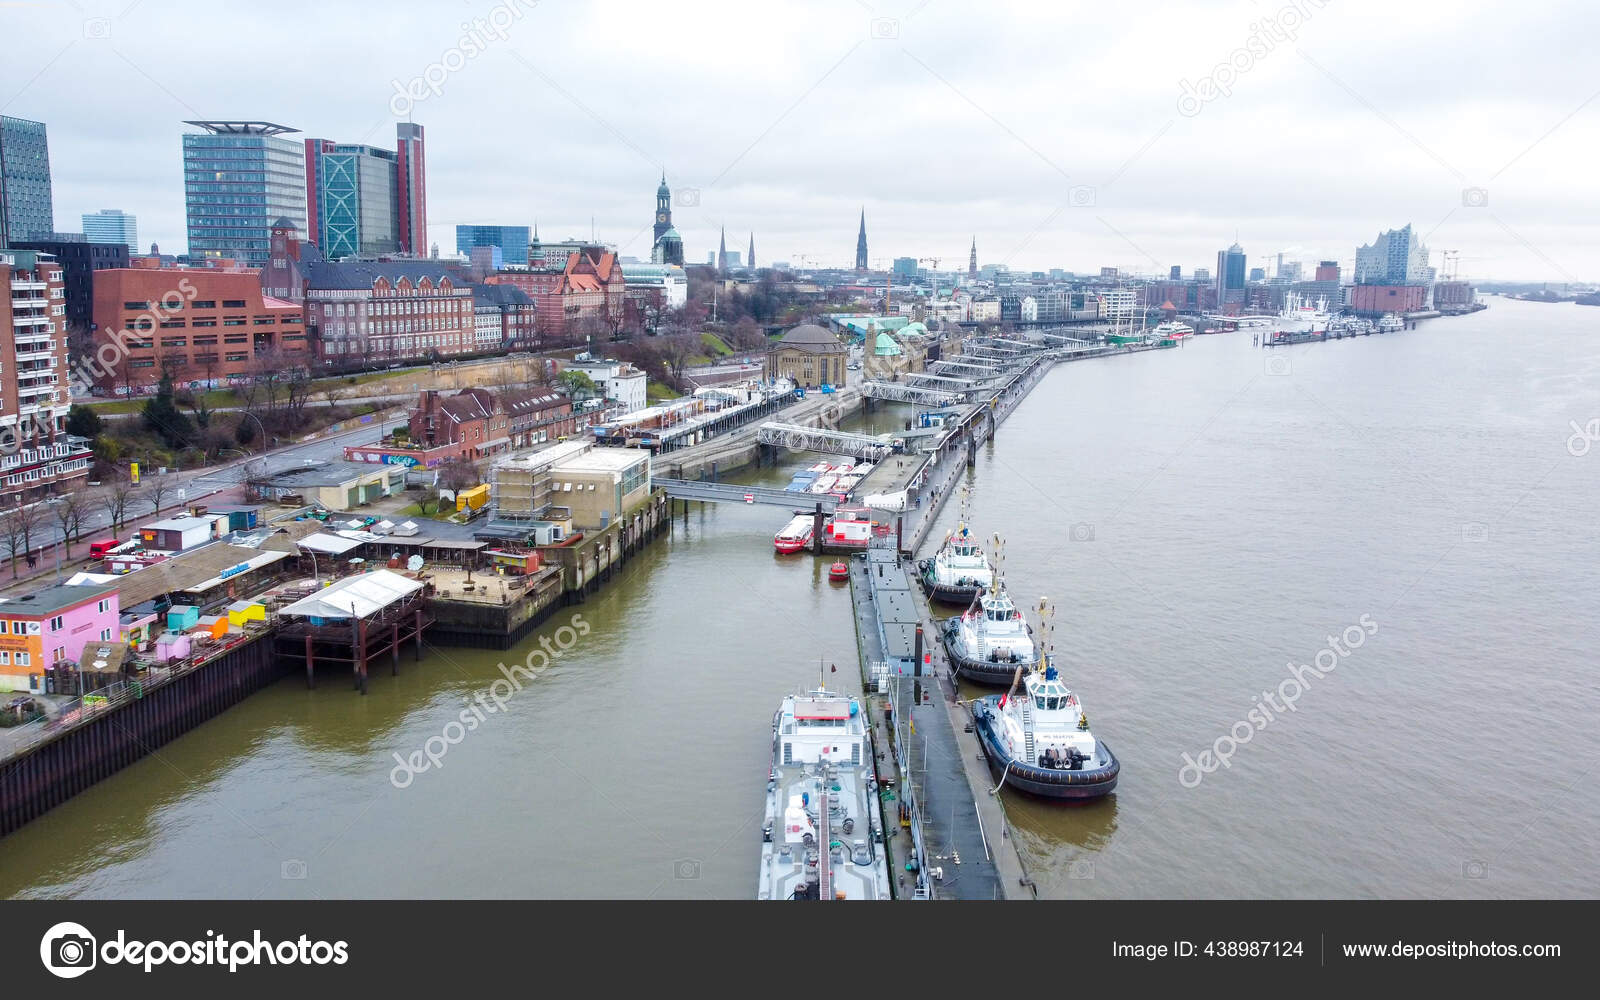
(755, 421, 897, 460)
(655, 478, 841, 512)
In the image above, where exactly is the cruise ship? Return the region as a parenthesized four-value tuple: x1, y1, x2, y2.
(759, 689, 892, 900)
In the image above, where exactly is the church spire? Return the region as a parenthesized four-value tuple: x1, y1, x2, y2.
(718, 227, 728, 275)
(748, 232, 755, 271)
(855, 208, 868, 271)
(968, 235, 977, 279)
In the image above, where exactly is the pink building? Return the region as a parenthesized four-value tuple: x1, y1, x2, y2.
(0, 584, 121, 692)
(1350, 284, 1427, 315)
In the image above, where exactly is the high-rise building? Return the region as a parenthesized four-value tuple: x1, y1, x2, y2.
(855, 210, 868, 271)
(1170, 265, 1182, 280)
(1248, 267, 1265, 281)
(1354, 224, 1432, 285)
(0, 116, 55, 244)
(303, 124, 427, 260)
(305, 140, 399, 259)
(1315, 260, 1339, 282)
(892, 257, 917, 278)
(456, 225, 531, 266)
(1214, 243, 1246, 306)
(81, 209, 137, 247)
(0, 248, 92, 501)
(394, 123, 427, 255)
(182, 120, 307, 267)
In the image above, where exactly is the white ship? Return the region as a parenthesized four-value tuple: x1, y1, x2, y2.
(1275, 292, 1332, 335)
(759, 689, 891, 900)
(1377, 313, 1405, 333)
(942, 583, 1037, 685)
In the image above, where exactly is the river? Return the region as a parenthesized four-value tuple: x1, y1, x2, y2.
(3, 297, 1596, 899)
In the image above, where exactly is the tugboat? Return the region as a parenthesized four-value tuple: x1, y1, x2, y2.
(917, 491, 995, 604)
(943, 585, 1036, 685)
(758, 687, 891, 900)
(970, 599, 1119, 801)
(941, 538, 1036, 685)
(828, 561, 850, 583)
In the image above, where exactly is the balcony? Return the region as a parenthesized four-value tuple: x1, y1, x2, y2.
(10, 279, 46, 293)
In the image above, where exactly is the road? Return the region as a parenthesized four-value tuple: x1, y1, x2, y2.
(2, 414, 400, 583)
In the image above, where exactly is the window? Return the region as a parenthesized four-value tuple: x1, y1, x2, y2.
(52, 647, 66, 663)
(101, 628, 112, 641)
(97, 599, 109, 614)
(223, 299, 246, 308)
(0, 651, 8, 664)
(15, 652, 30, 666)
(48, 615, 64, 632)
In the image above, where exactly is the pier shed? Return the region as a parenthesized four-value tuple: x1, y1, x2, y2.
(273, 570, 433, 694)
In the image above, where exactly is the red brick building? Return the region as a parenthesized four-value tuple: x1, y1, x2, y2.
(409, 388, 511, 461)
(1, 249, 93, 502)
(1350, 284, 1427, 315)
(91, 266, 306, 392)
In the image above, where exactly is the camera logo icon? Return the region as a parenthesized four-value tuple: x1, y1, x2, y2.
(1265, 355, 1291, 376)
(675, 187, 700, 208)
(1069, 522, 1095, 542)
(1068, 185, 1097, 207)
(673, 859, 701, 880)
(40, 921, 97, 979)
(1068, 859, 1095, 880)
(1461, 187, 1488, 208)
(83, 17, 112, 39)
(1462, 859, 1489, 879)
(870, 17, 900, 39)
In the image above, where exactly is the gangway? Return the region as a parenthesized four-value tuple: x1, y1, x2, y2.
(756, 422, 897, 460)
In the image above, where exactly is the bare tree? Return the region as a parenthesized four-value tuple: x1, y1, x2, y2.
(52, 494, 86, 559)
(655, 333, 699, 390)
(100, 480, 142, 536)
(0, 503, 47, 578)
(147, 476, 173, 518)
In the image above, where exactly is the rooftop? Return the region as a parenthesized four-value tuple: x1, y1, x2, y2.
(551, 449, 650, 475)
(0, 583, 117, 617)
(255, 460, 395, 488)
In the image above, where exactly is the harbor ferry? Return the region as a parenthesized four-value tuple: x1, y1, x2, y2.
(970, 600, 1119, 801)
(773, 514, 815, 554)
(759, 689, 891, 900)
(942, 583, 1037, 685)
(1377, 312, 1404, 333)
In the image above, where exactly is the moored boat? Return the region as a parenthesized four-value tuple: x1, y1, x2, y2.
(828, 561, 849, 582)
(774, 514, 815, 554)
(759, 689, 891, 900)
(1378, 312, 1404, 333)
(942, 583, 1036, 685)
(969, 600, 1119, 801)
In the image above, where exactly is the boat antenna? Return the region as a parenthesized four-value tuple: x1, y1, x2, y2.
(1036, 596, 1054, 675)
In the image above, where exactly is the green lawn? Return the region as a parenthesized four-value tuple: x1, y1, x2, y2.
(646, 381, 679, 403)
(700, 332, 733, 357)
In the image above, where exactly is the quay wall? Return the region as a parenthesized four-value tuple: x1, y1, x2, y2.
(0, 634, 284, 838)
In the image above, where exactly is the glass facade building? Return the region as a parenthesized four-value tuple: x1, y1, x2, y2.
(82, 209, 138, 247)
(456, 225, 530, 266)
(0, 115, 55, 244)
(182, 121, 307, 267)
(310, 144, 399, 259)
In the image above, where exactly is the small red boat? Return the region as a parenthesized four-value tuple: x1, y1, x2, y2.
(828, 561, 849, 582)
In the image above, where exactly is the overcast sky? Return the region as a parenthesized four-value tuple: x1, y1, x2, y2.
(2, 0, 1594, 281)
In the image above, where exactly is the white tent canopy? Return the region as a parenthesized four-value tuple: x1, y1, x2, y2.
(297, 533, 364, 555)
(277, 569, 423, 620)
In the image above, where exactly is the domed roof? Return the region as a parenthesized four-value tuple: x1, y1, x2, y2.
(778, 323, 844, 353)
(874, 332, 903, 356)
(657, 227, 682, 242)
(271, 216, 297, 230)
(899, 321, 928, 338)
(657, 173, 671, 197)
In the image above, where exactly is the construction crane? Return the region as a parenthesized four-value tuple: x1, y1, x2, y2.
(919, 257, 941, 270)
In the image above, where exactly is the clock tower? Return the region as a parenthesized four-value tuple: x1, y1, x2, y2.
(653, 173, 672, 245)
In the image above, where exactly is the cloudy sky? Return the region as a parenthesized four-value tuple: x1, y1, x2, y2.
(2, 0, 1594, 281)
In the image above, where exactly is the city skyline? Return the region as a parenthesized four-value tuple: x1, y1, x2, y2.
(0, 0, 1592, 280)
